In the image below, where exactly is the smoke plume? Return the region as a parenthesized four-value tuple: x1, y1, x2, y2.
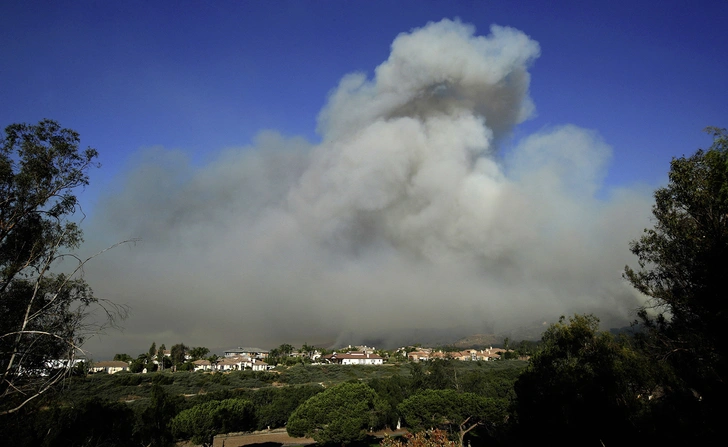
(85, 20, 651, 356)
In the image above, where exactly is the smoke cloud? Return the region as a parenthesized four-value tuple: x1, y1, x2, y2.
(84, 20, 651, 356)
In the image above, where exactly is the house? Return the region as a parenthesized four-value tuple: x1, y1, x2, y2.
(407, 351, 431, 362)
(195, 355, 272, 372)
(321, 351, 384, 365)
(217, 356, 247, 371)
(454, 347, 507, 361)
(90, 361, 130, 374)
(249, 359, 271, 371)
(192, 359, 213, 372)
(223, 347, 269, 359)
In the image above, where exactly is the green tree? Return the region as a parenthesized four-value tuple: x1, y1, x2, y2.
(157, 343, 166, 371)
(514, 314, 653, 446)
(0, 119, 127, 415)
(207, 354, 220, 371)
(130, 355, 146, 373)
(189, 346, 210, 361)
(268, 343, 295, 366)
(253, 385, 323, 430)
(113, 353, 133, 363)
(170, 398, 256, 447)
(301, 342, 316, 360)
(624, 127, 728, 435)
(44, 398, 136, 447)
(398, 389, 507, 447)
(287, 382, 388, 445)
(369, 375, 415, 428)
(170, 343, 188, 367)
(137, 383, 183, 447)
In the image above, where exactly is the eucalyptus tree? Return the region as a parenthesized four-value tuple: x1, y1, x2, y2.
(1, 120, 129, 415)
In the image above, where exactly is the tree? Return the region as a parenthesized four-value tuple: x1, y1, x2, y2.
(287, 382, 388, 445)
(170, 398, 256, 447)
(157, 344, 166, 371)
(624, 126, 728, 437)
(514, 314, 653, 446)
(188, 346, 209, 361)
(398, 389, 508, 447)
(254, 385, 323, 430)
(0, 119, 128, 415)
(113, 353, 133, 363)
(301, 342, 316, 359)
(207, 354, 220, 371)
(170, 343, 188, 367)
(43, 398, 136, 447)
(130, 356, 146, 373)
(138, 384, 183, 447)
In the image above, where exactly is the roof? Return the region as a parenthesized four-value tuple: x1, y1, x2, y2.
(323, 351, 383, 360)
(223, 347, 269, 353)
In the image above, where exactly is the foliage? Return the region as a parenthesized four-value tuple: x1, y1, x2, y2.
(157, 343, 167, 371)
(136, 383, 183, 447)
(398, 389, 508, 447)
(0, 119, 128, 415)
(268, 343, 295, 366)
(130, 355, 146, 373)
(170, 398, 256, 447)
(170, 343, 188, 367)
(40, 398, 136, 447)
(368, 375, 415, 428)
(279, 363, 407, 385)
(113, 353, 132, 363)
(287, 382, 388, 445)
(381, 430, 457, 447)
(251, 384, 323, 430)
(177, 360, 194, 371)
(458, 368, 520, 401)
(624, 127, 728, 436)
(514, 314, 653, 446)
(512, 339, 540, 357)
(188, 346, 210, 360)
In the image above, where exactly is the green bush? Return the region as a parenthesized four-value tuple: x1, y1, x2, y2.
(170, 398, 256, 447)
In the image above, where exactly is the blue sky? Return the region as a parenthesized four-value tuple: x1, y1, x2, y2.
(2, 1, 727, 356)
(3, 1, 726, 199)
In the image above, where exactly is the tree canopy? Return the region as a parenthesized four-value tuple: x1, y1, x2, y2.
(170, 398, 255, 447)
(624, 126, 728, 438)
(398, 389, 508, 447)
(514, 314, 653, 446)
(287, 382, 388, 445)
(0, 119, 126, 415)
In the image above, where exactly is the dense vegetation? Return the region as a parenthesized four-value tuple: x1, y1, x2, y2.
(0, 360, 526, 446)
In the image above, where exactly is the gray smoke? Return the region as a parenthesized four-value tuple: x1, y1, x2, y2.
(83, 20, 652, 357)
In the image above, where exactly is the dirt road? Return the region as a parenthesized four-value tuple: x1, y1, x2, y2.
(211, 428, 408, 447)
(212, 429, 315, 447)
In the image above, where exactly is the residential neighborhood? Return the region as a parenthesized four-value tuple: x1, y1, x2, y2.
(404, 347, 510, 362)
(84, 342, 525, 375)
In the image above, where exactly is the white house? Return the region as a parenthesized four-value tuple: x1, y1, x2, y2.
(90, 361, 130, 374)
(247, 358, 272, 371)
(192, 359, 213, 372)
(321, 351, 384, 365)
(223, 347, 269, 359)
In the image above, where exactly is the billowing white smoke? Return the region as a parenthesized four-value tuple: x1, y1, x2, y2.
(85, 20, 651, 355)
